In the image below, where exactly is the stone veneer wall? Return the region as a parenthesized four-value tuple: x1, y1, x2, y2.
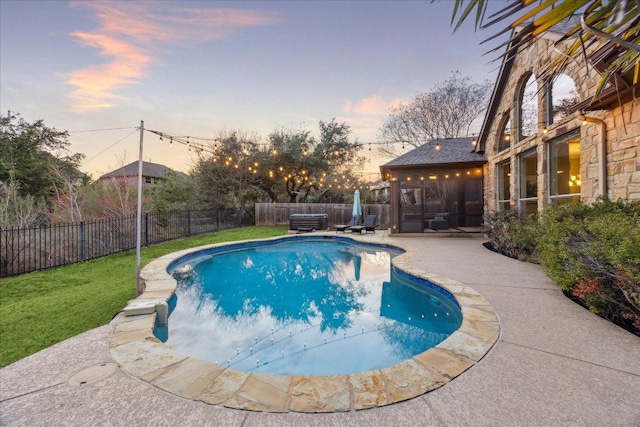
(483, 35, 640, 214)
(605, 103, 640, 202)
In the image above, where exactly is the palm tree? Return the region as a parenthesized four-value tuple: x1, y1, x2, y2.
(451, 0, 639, 101)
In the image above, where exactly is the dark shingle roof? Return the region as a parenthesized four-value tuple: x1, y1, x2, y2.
(99, 161, 177, 179)
(382, 137, 486, 168)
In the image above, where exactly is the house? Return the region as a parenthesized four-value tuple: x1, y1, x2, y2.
(476, 16, 640, 215)
(380, 16, 639, 232)
(380, 137, 486, 233)
(99, 161, 182, 187)
(368, 179, 390, 203)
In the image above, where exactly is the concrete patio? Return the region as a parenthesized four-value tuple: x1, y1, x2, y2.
(1, 232, 639, 426)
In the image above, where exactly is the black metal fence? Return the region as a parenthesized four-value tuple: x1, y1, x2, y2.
(0, 209, 248, 278)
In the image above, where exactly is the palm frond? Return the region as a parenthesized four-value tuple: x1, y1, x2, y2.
(452, 0, 486, 32)
(451, 0, 640, 108)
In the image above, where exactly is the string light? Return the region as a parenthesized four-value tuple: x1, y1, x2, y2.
(143, 127, 435, 189)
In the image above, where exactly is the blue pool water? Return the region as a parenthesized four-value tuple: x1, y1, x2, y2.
(162, 237, 462, 376)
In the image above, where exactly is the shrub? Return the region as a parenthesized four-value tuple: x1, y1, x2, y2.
(483, 210, 540, 262)
(537, 199, 640, 333)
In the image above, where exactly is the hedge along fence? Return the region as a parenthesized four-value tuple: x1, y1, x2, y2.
(0, 209, 247, 278)
(255, 203, 391, 229)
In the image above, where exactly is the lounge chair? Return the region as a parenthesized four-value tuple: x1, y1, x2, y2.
(335, 215, 360, 232)
(350, 215, 379, 234)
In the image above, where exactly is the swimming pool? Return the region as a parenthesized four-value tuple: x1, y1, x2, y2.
(109, 234, 500, 412)
(162, 238, 462, 375)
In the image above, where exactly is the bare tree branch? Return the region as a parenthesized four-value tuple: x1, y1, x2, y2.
(378, 71, 491, 157)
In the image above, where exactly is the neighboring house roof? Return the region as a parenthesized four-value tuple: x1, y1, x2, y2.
(381, 137, 486, 171)
(368, 179, 390, 191)
(99, 161, 180, 180)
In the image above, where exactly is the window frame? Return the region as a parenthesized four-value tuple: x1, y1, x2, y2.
(517, 73, 538, 142)
(547, 130, 581, 207)
(497, 161, 511, 211)
(518, 148, 538, 214)
(497, 111, 512, 153)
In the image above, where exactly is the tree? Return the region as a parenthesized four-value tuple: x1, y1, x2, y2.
(192, 120, 365, 207)
(192, 131, 265, 212)
(259, 119, 365, 203)
(0, 177, 47, 228)
(0, 112, 84, 201)
(47, 164, 85, 223)
(378, 71, 492, 156)
(147, 171, 198, 213)
(451, 0, 640, 101)
(553, 93, 581, 122)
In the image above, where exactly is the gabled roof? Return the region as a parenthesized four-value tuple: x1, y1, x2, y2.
(99, 161, 179, 180)
(381, 137, 486, 170)
(476, 15, 582, 152)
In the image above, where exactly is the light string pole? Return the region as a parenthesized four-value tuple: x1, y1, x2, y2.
(136, 120, 144, 297)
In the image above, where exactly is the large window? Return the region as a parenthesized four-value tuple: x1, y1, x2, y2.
(497, 113, 512, 152)
(518, 74, 538, 140)
(497, 161, 511, 211)
(518, 149, 538, 215)
(548, 130, 581, 206)
(548, 74, 579, 125)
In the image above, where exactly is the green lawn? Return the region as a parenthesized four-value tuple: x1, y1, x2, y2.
(0, 226, 287, 367)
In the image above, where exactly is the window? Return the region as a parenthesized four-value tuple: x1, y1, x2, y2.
(548, 130, 581, 206)
(497, 113, 512, 152)
(145, 177, 153, 184)
(518, 149, 538, 215)
(549, 74, 579, 125)
(518, 74, 538, 140)
(497, 161, 511, 211)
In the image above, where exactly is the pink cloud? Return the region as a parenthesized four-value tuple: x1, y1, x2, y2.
(65, 2, 279, 113)
(343, 92, 406, 116)
(340, 92, 410, 140)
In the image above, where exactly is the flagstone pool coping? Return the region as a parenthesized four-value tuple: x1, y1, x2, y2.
(108, 234, 499, 413)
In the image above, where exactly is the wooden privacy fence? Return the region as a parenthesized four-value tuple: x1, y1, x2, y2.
(255, 203, 390, 229)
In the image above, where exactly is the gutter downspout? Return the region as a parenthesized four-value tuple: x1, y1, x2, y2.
(579, 112, 608, 198)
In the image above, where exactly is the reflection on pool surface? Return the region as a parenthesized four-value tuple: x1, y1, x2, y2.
(163, 238, 462, 376)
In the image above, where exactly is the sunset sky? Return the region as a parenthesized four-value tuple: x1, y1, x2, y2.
(1, 1, 503, 180)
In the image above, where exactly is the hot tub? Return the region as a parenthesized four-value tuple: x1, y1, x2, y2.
(289, 213, 328, 231)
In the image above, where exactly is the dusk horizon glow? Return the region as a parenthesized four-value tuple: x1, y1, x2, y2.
(1, 1, 502, 181)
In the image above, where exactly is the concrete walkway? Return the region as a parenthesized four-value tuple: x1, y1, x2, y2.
(1, 233, 639, 426)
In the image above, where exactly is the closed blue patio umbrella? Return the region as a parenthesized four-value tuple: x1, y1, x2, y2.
(352, 189, 362, 219)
